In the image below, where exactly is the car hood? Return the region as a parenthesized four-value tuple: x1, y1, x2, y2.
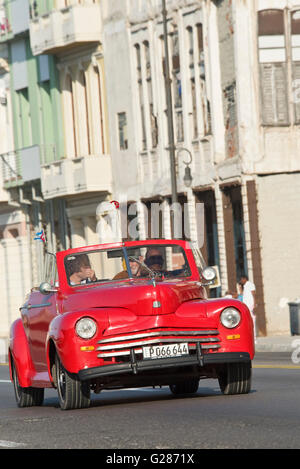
(62, 278, 205, 316)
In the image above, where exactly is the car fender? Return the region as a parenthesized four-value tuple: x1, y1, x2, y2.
(205, 298, 255, 358)
(9, 318, 35, 388)
(176, 297, 255, 358)
(47, 309, 109, 374)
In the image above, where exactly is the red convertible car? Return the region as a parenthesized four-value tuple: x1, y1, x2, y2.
(9, 239, 254, 410)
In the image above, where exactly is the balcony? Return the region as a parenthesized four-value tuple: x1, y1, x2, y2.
(41, 155, 112, 199)
(0, 145, 41, 189)
(29, 2, 102, 56)
(0, 0, 30, 42)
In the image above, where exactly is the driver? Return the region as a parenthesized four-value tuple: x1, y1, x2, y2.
(144, 248, 164, 272)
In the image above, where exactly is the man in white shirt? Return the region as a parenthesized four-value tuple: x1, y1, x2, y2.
(239, 275, 256, 341)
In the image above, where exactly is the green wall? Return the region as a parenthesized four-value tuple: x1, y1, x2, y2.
(9, 35, 64, 164)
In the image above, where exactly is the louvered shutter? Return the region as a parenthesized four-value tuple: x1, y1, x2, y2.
(260, 62, 289, 125)
(292, 62, 300, 123)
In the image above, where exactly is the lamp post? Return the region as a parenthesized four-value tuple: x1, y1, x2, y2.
(162, 0, 178, 204)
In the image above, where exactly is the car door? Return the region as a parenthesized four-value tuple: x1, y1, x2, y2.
(21, 253, 58, 373)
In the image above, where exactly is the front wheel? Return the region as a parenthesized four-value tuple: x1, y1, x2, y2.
(12, 359, 44, 407)
(218, 362, 252, 395)
(169, 378, 199, 396)
(55, 354, 90, 410)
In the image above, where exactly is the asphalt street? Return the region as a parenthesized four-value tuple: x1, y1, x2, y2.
(0, 352, 299, 450)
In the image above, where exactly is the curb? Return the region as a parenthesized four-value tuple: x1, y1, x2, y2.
(255, 335, 298, 353)
(0, 338, 8, 364)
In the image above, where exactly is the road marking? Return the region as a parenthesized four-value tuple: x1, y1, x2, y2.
(0, 380, 10, 383)
(0, 440, 26, 448)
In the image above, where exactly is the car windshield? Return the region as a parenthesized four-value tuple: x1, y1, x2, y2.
(64, 244, 191, 286)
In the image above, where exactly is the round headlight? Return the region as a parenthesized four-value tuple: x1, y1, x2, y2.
(201, 267, 216, 282)
(220, 308, 241, 329)
(75, 318, 97, 339)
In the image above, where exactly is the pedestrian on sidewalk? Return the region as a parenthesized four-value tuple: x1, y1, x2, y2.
(239, 274, 256, 342)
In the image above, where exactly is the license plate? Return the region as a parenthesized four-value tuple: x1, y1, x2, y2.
(143, 342, 189, 360)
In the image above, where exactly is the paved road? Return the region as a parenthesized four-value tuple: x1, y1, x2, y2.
(0, 353, 299, 449)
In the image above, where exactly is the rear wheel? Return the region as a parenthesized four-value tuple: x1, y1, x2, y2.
(218, 362, 252, 395)
(55, 354, 90, 410)
(169, 378, 199, 396)
(12, 359, 44, 407)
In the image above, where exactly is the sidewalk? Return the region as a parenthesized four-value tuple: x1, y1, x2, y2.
(255, 334, 299, 353)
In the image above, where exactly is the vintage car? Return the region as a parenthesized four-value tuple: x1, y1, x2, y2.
(9, 239, 254, 410)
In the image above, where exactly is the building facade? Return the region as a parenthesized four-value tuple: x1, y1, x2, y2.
(0, 0, 299, 357)
(102, 0, 300, 336)
(0, 0, 113, 359)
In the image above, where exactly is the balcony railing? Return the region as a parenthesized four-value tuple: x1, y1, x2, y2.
(0, 150, 22, 188)
(0, 144, 57, 189)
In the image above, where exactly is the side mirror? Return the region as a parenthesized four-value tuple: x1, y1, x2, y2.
(200, 267, 217, 286)
(39, 282, 58, 295)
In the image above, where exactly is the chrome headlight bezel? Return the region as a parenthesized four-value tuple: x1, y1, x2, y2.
(75, 317, 97, 339)
(220, 307, 241, 329)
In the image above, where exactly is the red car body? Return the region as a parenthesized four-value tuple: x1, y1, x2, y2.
(9, 239, 255, 410)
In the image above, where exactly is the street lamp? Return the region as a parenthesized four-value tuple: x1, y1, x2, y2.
(162, 0, 178, 204)
(177, 147, 193, 188)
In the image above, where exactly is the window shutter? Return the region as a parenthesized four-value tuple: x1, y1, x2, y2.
(260, 62, 289, 125)
(292, 62, 300, 123)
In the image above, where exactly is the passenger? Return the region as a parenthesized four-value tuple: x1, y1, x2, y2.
(66, 254, 97, 285)
(113, 256, 143, 280)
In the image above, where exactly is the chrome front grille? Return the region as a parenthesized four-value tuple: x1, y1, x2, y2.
(97, 329, 220, 359)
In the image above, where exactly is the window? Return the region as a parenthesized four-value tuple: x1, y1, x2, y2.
(258, 9, 289, 126)
(196, 24, 211, 135)
(64, 244, 191, 286)
(43, 252, 57, 287)
(171, 29, 184, 143)
(17, 88, 32, 148)
(135, 44, 147, 151)
(144, 41, 158, 148)
(118, 112, 128, 150)
(291, 10, 300, 123)
(187, 26, 198, 138)
(186, 24, 211, 139)
(95, 67, 105, 153)
(65, 74, 78, 157)
(78, 70, 91, 155)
